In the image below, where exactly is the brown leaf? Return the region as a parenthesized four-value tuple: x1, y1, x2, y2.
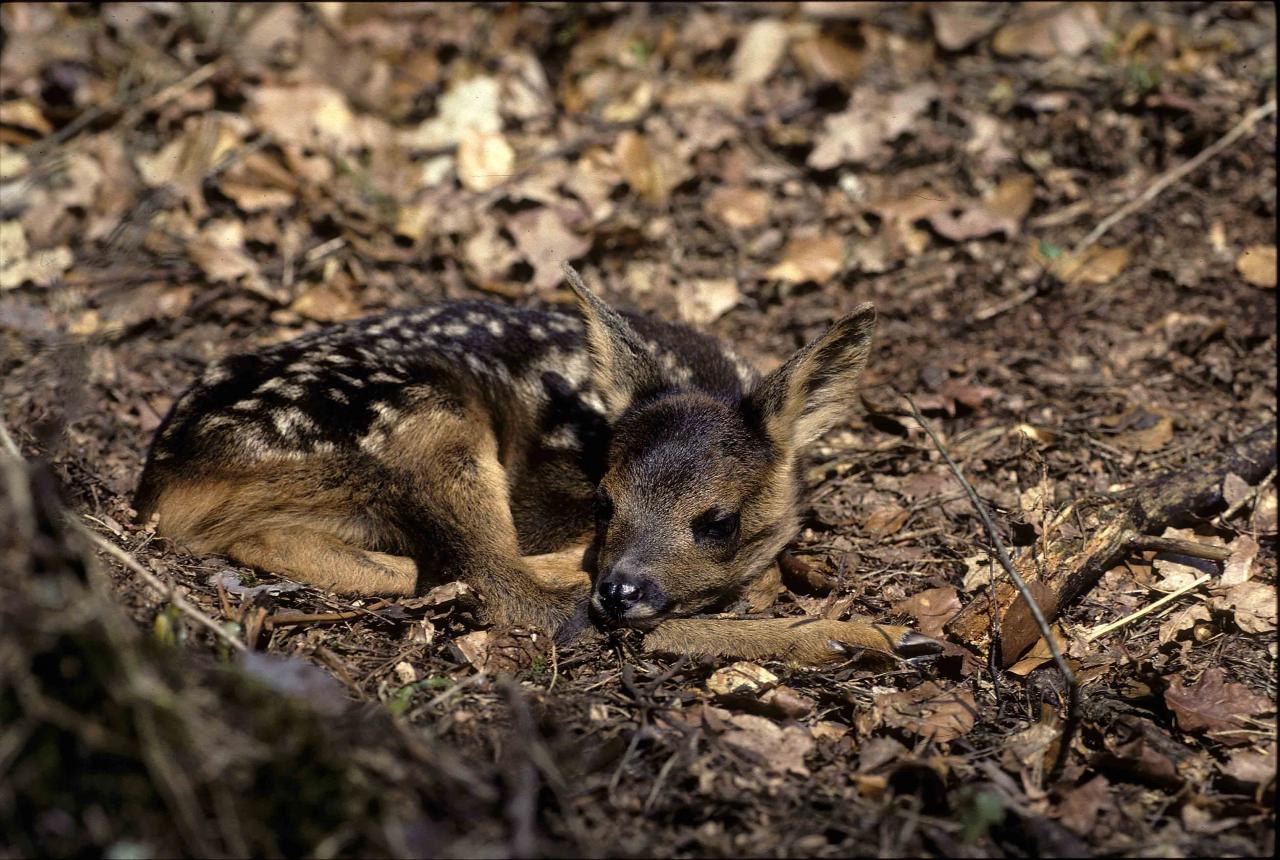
(807, 83, 937, 170)
(507, 208, 592, 291)
(1221, 746, 1277, 789)
(930, 3, 1003, 51)
(873, 682, 976, 743)
(892, 586, 961, 639)
(703, 186, 769, 231)
(993, 4, 1106, 59)
(251, 84, 356, 152)
(707, 661, 778, 697)
(1057, 775, 1111, 836)
(731, 19, 790, 86)
(289, 282, 362, 323)
(765, 234, 844, 284)
(676, 278, 740, 325)
(615, 131, 670, 205)
(1164, 667, 1271, 745)
(720, 712, 815, 776)
(456, 129, 515, 193)
(864, 504, 909, 538)
(1112, 409, 1174, 454)
(790, 35, 864, 82)
(1236, 244, 1276, 288)
(1213, 581, 1276, 635)
(1157, 603, 1210, 645)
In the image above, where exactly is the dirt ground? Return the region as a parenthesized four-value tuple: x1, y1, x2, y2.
(2, 3, 1276, 857)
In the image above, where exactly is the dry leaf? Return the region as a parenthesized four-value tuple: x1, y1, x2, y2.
(807, 83, 937, 170)
(930, 3, 1003, 51)
(1034, 242, 1131, 286)
(507, 208, 592, 290)
(704, 186, 769, 230)
(993, 4, 1106, 59)
(1220, 534, 1259, 587)
(892, 587, 961, 639)
(707, 661, 778, 697)
(393, 660, 417, 686)
(1007, 623, 1068, 676)
(790, 35, 864, 82)
(1221, 746, 1277, 789)
(401, 75, 501, 151)
(456, 129, 515, 193)
(1112, 410, 1174, 454)
(1164, 667, 1271, 745)
(1158, 603, 1210, 645)
(872, 682, 976, 742)
(864, 504, 909, 538)
(1236, 244, 1276, 288)
(1213, 581, 1276, 634)
(251, 84, 355, 152)
(0, 220, 71, 289)
(765, 234, 844, 284)
(1058, 775, 1110, 836)
(677, 278, 740, 325)
(720, 712, 814, 776)
(615, 131, 671, 205)
(187, 219, 269, 295)
(731, 19, 790, 86)
(289, 282, 362, 323)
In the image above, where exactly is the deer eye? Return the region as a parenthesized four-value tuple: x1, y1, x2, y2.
(594, 487, 614, 524)
(692, 509, 739, 544)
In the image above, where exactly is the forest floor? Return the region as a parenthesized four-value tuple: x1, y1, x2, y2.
(2, 3, 1276, 857)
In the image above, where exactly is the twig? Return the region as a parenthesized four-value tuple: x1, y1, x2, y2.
(1127, 535, 1231, 562)
(904, 393, 1078, 779)
(1083, 574, 1211, 643)
(79, 526, 246, 653)
(1074, 99, 1277, 255)
(0, 410, 21, 460)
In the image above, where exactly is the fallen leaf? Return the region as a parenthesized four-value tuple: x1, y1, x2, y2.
(1007, 623, 1068, 676)
(1219, 534, 1259, 587)
(872, 681, 976, 742)
(892, 587, 961, 638)
(704, 186, 769, 231)
(289, 282, 362, 323)
(807, 83, 937, 170)
(790, 35, 864, 82)
(1057, 775, 1110, 836)
(864, 504, 909, 538)
(251, 84, 355, 152)
(0, 98, 53, 135)
(1221, 746, 1276, 789)
(507, 208, 592, 291)
(993, 4, 1106, 59)
(0, 220, 71, 289)
(930, 3, 1003, 51)
(456, 129, 515, 192)
(765, 234, 844, 284)
(731, 19, 790, 86)
(720, 711, 815, 776)
(1236, 244, 1276, 288)
(1112, 409, 1174, 454)
(759, 685, 816, 719)
(187, 219, 272, 297)
(615, 130, 671, 205)
(393, 660, 418, 685)
(707, 661, 778, 697)
(1034, 243, 1131, 286)
(1213, 581, 1276, 634)
(677, 277, 739, 325)
(1158, 603, 1210, 645)
(400, 75, 501, 151)
(1164, 667, 1271, 745)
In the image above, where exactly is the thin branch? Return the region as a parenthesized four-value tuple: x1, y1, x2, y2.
(1074, 99, 1277, 255)
(1083, 574, 1211, 643)
(904, 394, 1078, 779)
(79, 525, 246, 653)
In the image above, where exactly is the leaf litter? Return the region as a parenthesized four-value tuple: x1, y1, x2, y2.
(1, 2, 1276, 857)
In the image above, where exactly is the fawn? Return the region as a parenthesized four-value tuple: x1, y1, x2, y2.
(136, 265, 937, 665)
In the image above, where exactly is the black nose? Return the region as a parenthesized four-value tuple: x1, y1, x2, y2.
(596, 567, 655, 618)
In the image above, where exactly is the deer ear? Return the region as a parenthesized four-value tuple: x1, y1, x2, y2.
(746, 304, 877, 451)
(563, 263, 665, 417)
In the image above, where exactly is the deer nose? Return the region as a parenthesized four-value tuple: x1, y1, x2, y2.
(595, 566, 657, 620)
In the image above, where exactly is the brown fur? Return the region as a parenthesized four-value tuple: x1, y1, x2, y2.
(137, 268, 937, 665)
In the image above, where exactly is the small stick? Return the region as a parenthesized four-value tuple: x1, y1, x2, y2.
(1083, 574, 1211, 643)
(81, 526, 246, 653)
(264, 599, 391, 629)
(1074, 99, 1276, 256)
(904, 394, 1078, 779)
(1128, 535, 1231, 562)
